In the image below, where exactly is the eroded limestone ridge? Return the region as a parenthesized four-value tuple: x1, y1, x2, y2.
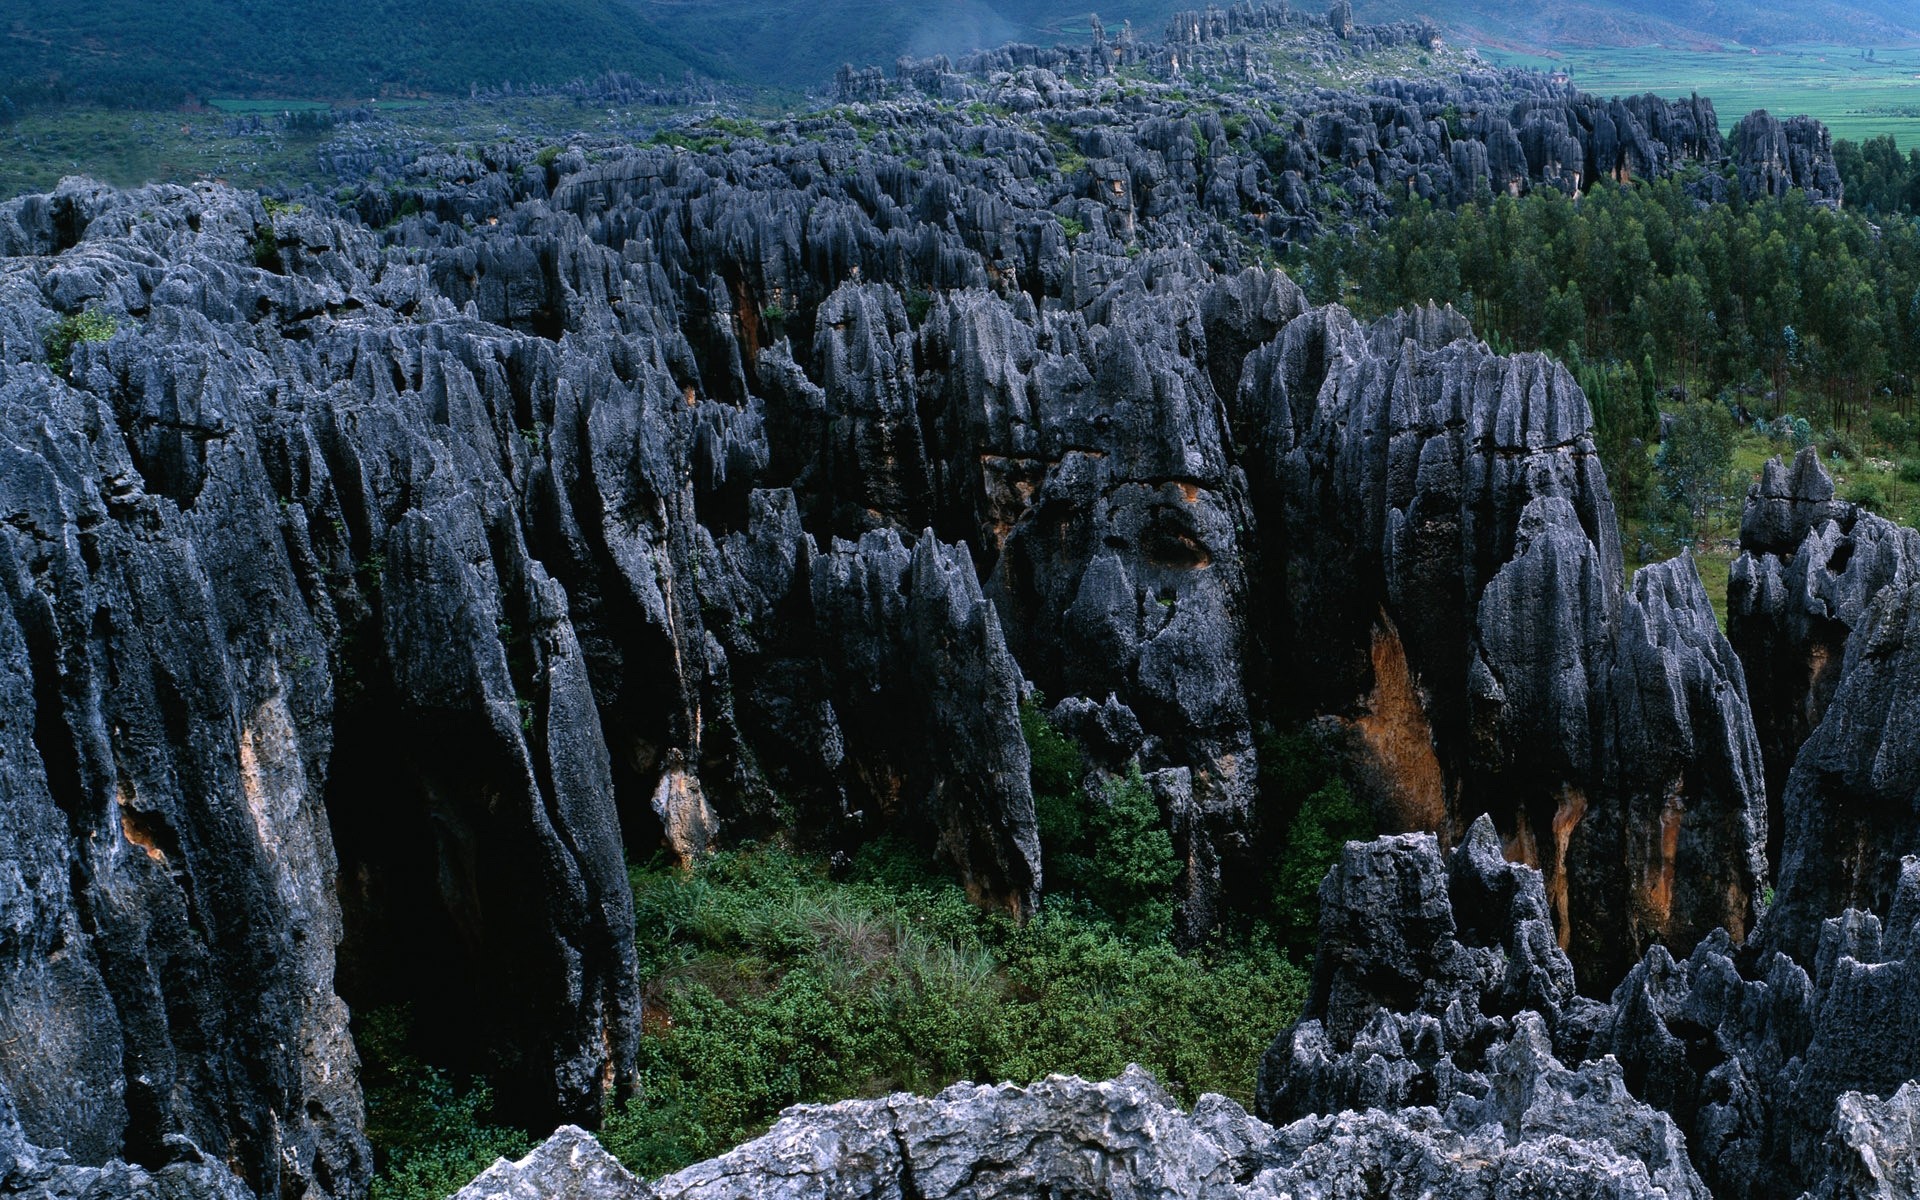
(448, 827, 1920, 1198)
(0, 14, 1888, 1198)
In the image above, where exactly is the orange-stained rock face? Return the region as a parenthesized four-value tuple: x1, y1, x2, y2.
(1354, 615, 1448, 837)
(651, 762, 718, 867)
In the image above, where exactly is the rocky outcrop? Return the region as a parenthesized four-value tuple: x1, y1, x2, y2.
(1238, 303, 1766, 982)
(1255, 826, 1920, 1199)
(457, 1060, 1708, 1200)
(1762, 575, 1920, 960)
(448, 833, 1920, 1200)
(1732, 111, 1845, 207)
(0, 177, 1046, 1200)
(0, 14, 1863, 1196)
(1729, 450, 1920, 942)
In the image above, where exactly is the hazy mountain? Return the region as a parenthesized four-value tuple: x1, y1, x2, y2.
(0, 0, 716, 107)
(4, 0, 1917, 109)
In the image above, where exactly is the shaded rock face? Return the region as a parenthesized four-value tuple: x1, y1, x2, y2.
(1761, 575, 1920, 961)
(0, 1079, 256, 1200)
(456, 1060, 1707, 1200)
(1728, 449, 1920, 957)
(0, 179, 1042, 1199)
(1239, 305, 1765, 983)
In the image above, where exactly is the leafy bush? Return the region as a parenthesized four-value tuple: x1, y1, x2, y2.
(1020, 700, 1180, 938)
(1022, 694, 1085, 854)
(42, 307, 117, 372)
(1846, 475, 1889, 512)
(1267, 778, 1370, 951)
(364, 709, 1314, 1192)
(902, 288, 934, 326)
(358, 1007, 531, 1200)
(597, 843, 1306, 1179)
(1054, 766, 1181, 936)
(1870, 408, 1916, 451)
(1256, 727, 1373, 952)
(1058, 215, 1088, 240)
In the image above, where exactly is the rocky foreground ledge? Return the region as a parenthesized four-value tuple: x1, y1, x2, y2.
(452, 819, 1920, 1200)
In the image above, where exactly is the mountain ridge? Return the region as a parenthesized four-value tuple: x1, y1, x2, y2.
(7, 0, 1920, 108)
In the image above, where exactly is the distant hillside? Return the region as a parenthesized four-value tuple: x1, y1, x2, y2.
(638, 1, 1201, 90)
(7, 0, 1919, 110)
(1352, 0, 1920, 51)
(0, 0, 716, 107)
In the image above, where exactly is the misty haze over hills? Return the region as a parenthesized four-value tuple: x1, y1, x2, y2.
(4, 0, 1919, 103)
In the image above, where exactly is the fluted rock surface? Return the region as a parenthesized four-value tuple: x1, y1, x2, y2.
(1239, 303, 1765, 982)
(0, 178, 1044, 1199)
(0, 15, 1863, 1196)
(1728, 450, 1920, 957)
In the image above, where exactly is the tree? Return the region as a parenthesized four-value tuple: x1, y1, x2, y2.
(1654, 401, 1738, 547)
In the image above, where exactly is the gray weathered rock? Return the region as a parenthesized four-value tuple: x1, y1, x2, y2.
(461, 1060, 1706, 1200)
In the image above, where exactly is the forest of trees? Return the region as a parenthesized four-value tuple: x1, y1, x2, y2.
(1289, 164, 1920, 527)
(1835, 133, 1920, 216)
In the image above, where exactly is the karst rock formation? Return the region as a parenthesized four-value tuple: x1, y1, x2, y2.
(0, 7, 1909, 1200)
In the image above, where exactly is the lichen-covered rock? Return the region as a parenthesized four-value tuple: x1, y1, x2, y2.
(1254, 819, 1596, 1123)
(1803, 1082, 1920, 1200)
(455, 1127, 646, 1200)
(1255, 826, 1920, 1198)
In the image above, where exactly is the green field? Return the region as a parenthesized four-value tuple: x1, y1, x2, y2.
(0, 96, 744, 199)
(1484, 43, 1920, 149)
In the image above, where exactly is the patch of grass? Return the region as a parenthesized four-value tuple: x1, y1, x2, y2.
(1482, 43, 1920, 150)
(597, 842, 1307, 1179)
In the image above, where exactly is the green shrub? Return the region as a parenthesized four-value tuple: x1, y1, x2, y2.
(1871, 409, 1916, 451)
(534, 145, 562, 168)
(1020, 700, 1180, 938)
(1847, 474, 1889, 511)
(43, 307, 117, 372)
(597, 842, 1305, 1180)
(358, 1007, 531, 1200)
(902, 287, 934, 326)
(1058, 215, 1088, 240)
(1256, 727, 1373, 952)
(1021, 694, 1085, 854)
(1267, 778, 1371, 951)
(1063, 766, 1181, 937)
(1654, 400, 1738, 546)
(252, 224, 282, 271)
